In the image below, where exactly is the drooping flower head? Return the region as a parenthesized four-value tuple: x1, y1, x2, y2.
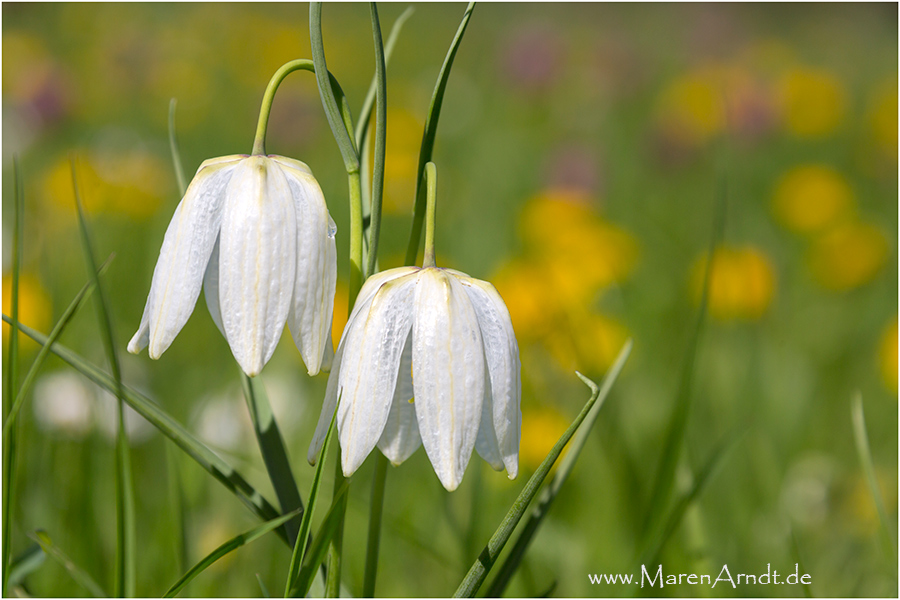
(128, 154, 337, 377)
(308, 265, 521, 491)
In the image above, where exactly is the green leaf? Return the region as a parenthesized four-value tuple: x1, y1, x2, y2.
(851, 393, 898, 567)
(163, 509, 301, 598)
(257, 574, 271, 598)
(2, 317, 289, 547)
(364, 2, 387, 279)
(72, 161, 136, 597)
(3, 255, 114, 438)
(241, 373, 304, 548)
(290, 480, 350, 598)
(362, 453, 389, 597)
(2, 157, 24, 597)
(7, 543, 45, 589)
(168, 98, 187, 196)
(403, 2, 475, 265)
(638, 175, 726, 545)
(486, 340, 634, 597)
(454, 340, 633, 598)
(285, 412, 337, 597)
(28, 530, 107, 597)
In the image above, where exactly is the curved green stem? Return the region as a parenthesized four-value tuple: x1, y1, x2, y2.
(252, 59, 316, 156)
(422, 162, 437, 268)
(365, 2, 387, 279)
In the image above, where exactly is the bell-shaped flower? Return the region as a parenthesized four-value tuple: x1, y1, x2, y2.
(307, 266, 521, 491)
(128, 154, 337, 377)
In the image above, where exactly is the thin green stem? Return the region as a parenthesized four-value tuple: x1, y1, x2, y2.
(365, 2, 387, 279)
(2, 156, 24, 597)
(422, 162, 437, 268)
(167, 99, 187, 195)
(363, 454, 389, 597)
(251, 59, 317, 156)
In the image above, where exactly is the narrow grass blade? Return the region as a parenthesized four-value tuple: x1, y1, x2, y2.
(285, 412, 337, 597)
(789, 528, 814, 598)
(403, 2, 475, 265)
(163, 509, 301, 598)
(637, 426, 743, 569)
(354, 5, 414, 149)
(168, 98, 187, 196)
(454, 340, 633, 598)
(290, 480, 351, 598)
(4, 255, 114, 437)
(257, 574, 271, 598)
(2, 157, 24, 596)
(3, 318, 289, 546)
(363, 452, 389, 597)
(7, 543, 45, 589)
(72, 162, 136, 597)
(28, 530, 107, 597)
(486, 340, 634, 597)
(364, 2, 387, 279)
(851, 393, 897, 566)
(166, 443, 189, 575)
(639, 177, 726, 544)
(241, 373, 304, 548)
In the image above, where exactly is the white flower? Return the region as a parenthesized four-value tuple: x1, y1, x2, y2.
(308, 266, 521, 491)
(128, 154, 337, 377)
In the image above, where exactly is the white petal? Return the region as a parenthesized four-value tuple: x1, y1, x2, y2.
(337, 273, 417, 476)
(474, 363, 504, 471)
(377, 331, 421, 465)
(413, 268, 485, 491)
(218, 156, 296, 377)
(134, 156, 242, 359)
(306, 267, 421, 464)
(457, 276, 521, 479)
(275, 158, 337, 376)
(202, 235, 224, 336)
(127, 301, 150, 354)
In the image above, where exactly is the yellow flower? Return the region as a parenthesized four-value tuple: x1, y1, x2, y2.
(771, 165, 854, 234)
(808, 222, 888, 291)
(381, 108, 422, 215)
(331, 281, 349, 351)
(2, 274, 52, 343)
(869, 78, 898, 161)
(779, 67, 846, 138)
(491, 259, 555, 340)
(520, 405, 570, 472)
(691, 246, 776, 321)
(656, 67, 727, 145)
(546, 311, 630, 374)
(879, 317, 897, 394)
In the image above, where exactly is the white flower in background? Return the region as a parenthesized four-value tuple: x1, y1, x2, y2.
(128, 154, 337, 377)
(33, 371, 94, 439)
(308, 266, 521, 491)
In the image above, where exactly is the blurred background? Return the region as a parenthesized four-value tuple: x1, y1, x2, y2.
(2, 3, 897, 597)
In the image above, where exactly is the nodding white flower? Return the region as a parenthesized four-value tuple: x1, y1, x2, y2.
(308, 266, 521, 491)
(128, 154, 337, 377)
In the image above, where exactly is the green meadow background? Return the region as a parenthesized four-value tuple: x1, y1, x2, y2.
(2, 3, 897, 597)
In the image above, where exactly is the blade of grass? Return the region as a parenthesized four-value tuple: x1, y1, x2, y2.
(454, 340, 633, 598)
(289, 480, 350, 598)
(257, 574, 271, 597)
(7, 542, 45, 589)
(4, 255, 114, 437)
(789, 528, 814, 598)
(285, 412, 337, 597)
(403, 2, 475, 265)
(2, 157, 24, 597)
(168, 98, 187, 196)
(486, 340, 634, 597)
(851, 393, 897, 566)
(362, 453, 389, 597)
(354, 5, 414, 149)
(364, 2, 387, 279)
(28, 530, 107, 597)
(165, 443, 189, 575)
(163, 509, 301, 598)
(3, 317, 289, 546)
(637, 426, 744, 569)
(72, 161, 136, 597)
(241, 373, 303, 548)
(638, 176, 726, 545)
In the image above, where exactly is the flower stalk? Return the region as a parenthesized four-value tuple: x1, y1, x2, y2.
(422, 162, 438, 268)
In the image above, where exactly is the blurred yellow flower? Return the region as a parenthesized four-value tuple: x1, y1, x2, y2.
(869, 78, 898, 160)
(331, 281, 349, 351)
(772, 165, 854, 234)
(42, 152, 167, 220)
(779, 67, 846, 137)
(656, 67, 727, 145)
(691, 246, 776, 321)
(844, 470, 897, 537)
(546, 311, 630, 374)
(382, 108, 422, 215)
(2, 274, 52, 343)
(520, 405, 570, 471)
(808, 222, 888, 291)
(492, 259, 555, 340)
(879, 317, 897, 394)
